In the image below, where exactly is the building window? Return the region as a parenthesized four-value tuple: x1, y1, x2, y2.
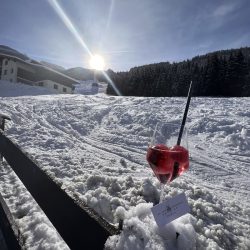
(5, 60, 8, 65)
(11, 68, 14, 74)
(63, 87, 67, 93)
(38, 82, 44, 86)
(4, 70, 7, 75)
(54, 84, 58, 89)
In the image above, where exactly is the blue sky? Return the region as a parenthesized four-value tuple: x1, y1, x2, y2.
(0, 0, 250, 71)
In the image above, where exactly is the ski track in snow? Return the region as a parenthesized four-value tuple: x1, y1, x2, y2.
(0, 94, 250, 249)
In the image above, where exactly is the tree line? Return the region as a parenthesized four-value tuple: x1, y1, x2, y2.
(105, 47, 250, 97)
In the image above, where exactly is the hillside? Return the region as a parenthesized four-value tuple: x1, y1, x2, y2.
(63, 67, 94, 80)
(40, 61, 65, 72)
(107, 47, 250, 97)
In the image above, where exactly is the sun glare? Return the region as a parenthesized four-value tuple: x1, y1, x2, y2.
(89, 54, 105, 70)
(49, 0, 121, 94)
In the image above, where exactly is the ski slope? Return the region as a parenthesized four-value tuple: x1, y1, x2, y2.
(0, 89, 249, 249)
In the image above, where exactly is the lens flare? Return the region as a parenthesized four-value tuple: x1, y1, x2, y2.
(48, 0, 92, 56)
(48, 0, 121, 95)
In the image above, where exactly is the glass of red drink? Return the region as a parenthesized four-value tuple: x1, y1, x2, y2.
(146, 123, 189, 185)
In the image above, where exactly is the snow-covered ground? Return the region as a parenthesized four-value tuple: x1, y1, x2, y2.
(0, 80, 59, 97)
(0, 81, 249, 249)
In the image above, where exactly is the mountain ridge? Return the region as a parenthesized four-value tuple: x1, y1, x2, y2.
(0, 45, 95, 81)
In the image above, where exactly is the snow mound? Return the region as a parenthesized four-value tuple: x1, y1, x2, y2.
(106, 203, 196, 250)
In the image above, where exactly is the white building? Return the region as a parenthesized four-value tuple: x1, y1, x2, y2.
(0, 54, 78, 94)
(1, 57, 34, 84)
(36, 80, 73, 94)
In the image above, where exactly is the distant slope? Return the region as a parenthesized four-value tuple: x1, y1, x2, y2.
(40, 61, 65, 72)
(107, 47, 250, 97)
(63, 67, 94, 81)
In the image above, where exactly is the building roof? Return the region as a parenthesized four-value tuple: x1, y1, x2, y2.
(0, 53, 80, 88)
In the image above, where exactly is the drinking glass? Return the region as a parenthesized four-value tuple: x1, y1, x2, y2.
(146, 122, 189, 202)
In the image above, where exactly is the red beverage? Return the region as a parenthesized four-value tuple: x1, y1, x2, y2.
(146, 144, 189, 184)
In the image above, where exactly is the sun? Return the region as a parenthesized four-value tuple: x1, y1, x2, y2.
(89, 54, 105, 70)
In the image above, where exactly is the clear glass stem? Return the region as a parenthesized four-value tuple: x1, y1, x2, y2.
(159, 183, 165, 203)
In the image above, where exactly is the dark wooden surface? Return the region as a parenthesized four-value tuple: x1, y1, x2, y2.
(0, 131, 119, 250)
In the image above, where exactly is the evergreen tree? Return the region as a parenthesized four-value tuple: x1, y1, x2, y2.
(107, 47, 250, 97)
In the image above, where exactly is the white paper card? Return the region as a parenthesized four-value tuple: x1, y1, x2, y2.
(151, 193, 190, 227)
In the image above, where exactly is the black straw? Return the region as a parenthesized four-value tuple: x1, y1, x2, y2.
(176, 81, 193, 146)
(170, 81, 193, 182)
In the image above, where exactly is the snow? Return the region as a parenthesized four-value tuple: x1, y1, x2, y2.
(0, 162, 70, 250)
(73, 80, 98, 95)
(0, 80, 58, 97)
(0, 81, 250, 249)
(73, 80, 108, 95)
